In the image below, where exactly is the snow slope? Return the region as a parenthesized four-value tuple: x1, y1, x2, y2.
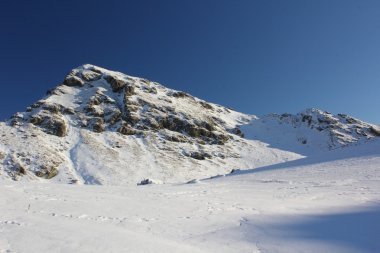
(0, 138, 379, 253)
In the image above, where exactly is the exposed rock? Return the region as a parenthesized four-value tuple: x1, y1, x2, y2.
(143, 86, 157, 94)
(18, 165, 27, 175)
(90, 118, 105, 133)
(125, 85, 136, 96)
(231, 127, 244, 138)
(137, 178, 162, 185)
(62, 107, 75, 115)
(64, 75, 84, 87)
(199, 101, 213, 110)
(189, 151, 211, 160)
(35, 165, 58, 179)
(345, 117, 361, 124)
(42, 103, 62, 114)
(165, 134, 188, 143)
(30, 114, 68, 137)
(81, 70, 102, 82)
(106, 110, 122, 125)
(118, 124, 137, 135)
(105, 75, 128, 92)
(31, 101, 44, 109)
(171, 91, 191, 98)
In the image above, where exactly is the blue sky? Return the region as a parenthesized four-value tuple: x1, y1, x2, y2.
(0, 0, 379, 123)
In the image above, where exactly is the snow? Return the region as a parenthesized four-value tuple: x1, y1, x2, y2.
(1, 139, 379, 253)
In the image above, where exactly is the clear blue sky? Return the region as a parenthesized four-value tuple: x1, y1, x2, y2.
(0, 0, 379, 123)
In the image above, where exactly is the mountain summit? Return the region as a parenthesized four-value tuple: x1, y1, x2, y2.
(0, 64, 378, 184)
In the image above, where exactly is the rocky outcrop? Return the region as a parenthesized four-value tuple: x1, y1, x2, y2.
(104, 75, 129, 92)
(30, 113, 68, 137)
(64, 74, 85, 87)
(266, 108, 380, 147)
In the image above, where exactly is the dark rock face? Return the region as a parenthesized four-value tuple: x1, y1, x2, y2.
(188, 151, 212, 160)
(90, 118, 105, 133)
(64, 75, 85, 87)
(105, 75, 128, 92)
(118, 124, 137, 135)
(171, 91, 192, 98)
(231, 127, 244, 138)
(199, 101, 213, 110)
(30, 114, 68, 137)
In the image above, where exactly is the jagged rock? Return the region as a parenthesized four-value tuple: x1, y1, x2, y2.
(118, 124, 137, 135)
(42, 103, 62, 114)
(125, 85, 135, 96)
(105, 75, 128, 92)
(345, 117, 360, 124)
(30, 114, 68, 137)
(81, 70, 102, 82)
(64, 75, 84, 87)
(85, 105, 104, 117)
(106, 110, 122, 125)
(137, 178, 162, 185)
(31, 101, 44, 109)
(90, 118, 105, 133)
(35, 165, 58, 179)
(189, 151, 211, 160)
(62, 107, 75, 115)
(231, 127, 244, 138)
(171, 91, 191, 98)
(142, 86, 157, 94)
(199, 101, 213, 110)
(165, 134, 187, 143)
(18, 165, 27, 175)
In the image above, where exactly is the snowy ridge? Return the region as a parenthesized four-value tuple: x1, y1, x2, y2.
(242, 108, 380, 155)
(0, 64, 379, 185)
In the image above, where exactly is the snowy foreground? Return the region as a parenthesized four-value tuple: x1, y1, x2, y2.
(1, 140, 379, 253)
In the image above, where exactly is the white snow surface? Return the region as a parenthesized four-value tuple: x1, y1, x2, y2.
(0, 138, 379, 253)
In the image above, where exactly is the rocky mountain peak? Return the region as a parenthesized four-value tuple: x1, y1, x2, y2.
(10, 64, 250, 146)
(1, 65, 378, 184)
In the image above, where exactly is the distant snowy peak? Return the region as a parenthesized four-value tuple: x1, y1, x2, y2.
(243, 108, 380, 154)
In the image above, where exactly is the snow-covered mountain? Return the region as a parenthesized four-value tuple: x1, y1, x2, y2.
(0, 64, 379, 185)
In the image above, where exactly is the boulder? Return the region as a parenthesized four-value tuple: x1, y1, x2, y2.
(189, 151, 211, 160)
(35, 165, 58, 179)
